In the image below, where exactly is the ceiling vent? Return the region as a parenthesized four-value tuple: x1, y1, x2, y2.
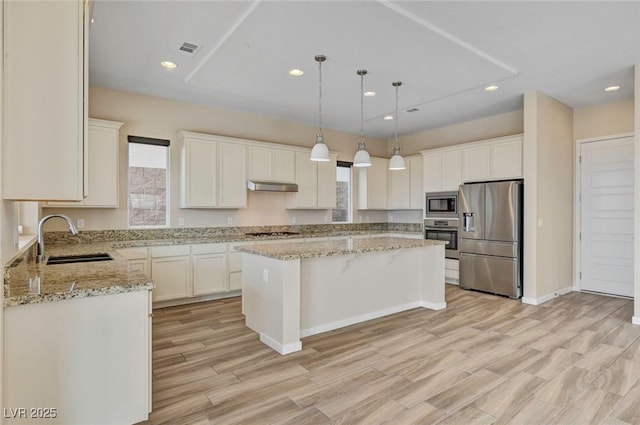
(178, 42, 200, 55)
(406, 108, 420, 113)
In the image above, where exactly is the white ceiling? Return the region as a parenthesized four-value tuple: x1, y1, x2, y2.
(90, 1, 640, 139)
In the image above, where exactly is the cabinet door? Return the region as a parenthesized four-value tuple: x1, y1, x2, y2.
(248, 147, 273, 180)
(490, 138, 522, 179)
(3, 0, 86, 201)
(388, 165, 410, 210)
(292, 151, 318, 208)
(442, 150, 462, 191)
(83, 122, 120, 207)
(423, 154, 442, 193)
(317, 155, 337, 208)
(193, 253, 228, 296)
(182, 138, 217, 207)
(462, 144, 490, 182)
(273, 149, 296, 182)
(367, 158, 388, 209)
(47, 119, 122, 207)
(218, 143, 247, 207)
(151, 256, 191, 301)
(409, 156, 423, 209)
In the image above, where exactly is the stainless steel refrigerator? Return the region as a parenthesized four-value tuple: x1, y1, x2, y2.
(458, 180, 523, 298)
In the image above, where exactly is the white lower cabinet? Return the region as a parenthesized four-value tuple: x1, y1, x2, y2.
(151, 246, 191, 302)
(445, 258, 459, 284)
(5, 290, 151, 425)
(192, 243, 228, 296)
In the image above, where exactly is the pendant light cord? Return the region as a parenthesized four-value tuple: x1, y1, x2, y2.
(394, 84, 399, 149)
(318, 58, 323, 133)
(360, 72, 364, 141)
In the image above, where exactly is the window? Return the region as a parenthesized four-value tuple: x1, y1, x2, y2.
(128, 136, 169, 227)
(333, 161, 352, 223)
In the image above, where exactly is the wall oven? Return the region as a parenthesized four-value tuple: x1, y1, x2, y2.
(424, 218, 459, 259)
(425, 191, 458, 218)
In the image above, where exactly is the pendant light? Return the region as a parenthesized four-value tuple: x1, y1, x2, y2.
(353, 69, 372, 167)
(388, 81, 406, 170)
(310, 54, 330, 162)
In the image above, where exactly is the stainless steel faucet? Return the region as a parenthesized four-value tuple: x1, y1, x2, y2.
(37, 214, 79, 263)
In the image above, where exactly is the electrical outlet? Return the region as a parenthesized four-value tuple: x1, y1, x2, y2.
(389, 214, 394, 221)
(292, 216, 297, 224)
(359, 215, 363, 222)
(178, 217, 185, 226)
(324, 215, 329, 223)
(77, 219, 85, 229)
(227, 217, 233, 225)
(366, 215, 370, 222)
(263, 269, 269, 282)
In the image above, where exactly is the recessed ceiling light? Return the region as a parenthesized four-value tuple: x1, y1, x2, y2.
(289, 69, 304, 76)
(383, 115, 394, 120)
(364, 91, 376, 97)
(604, 85, 620, 92)
(161, 61, 178, 69)
(485, 85, 499, 91)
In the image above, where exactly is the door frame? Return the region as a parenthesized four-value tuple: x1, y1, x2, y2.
(574, 132, 634, 293)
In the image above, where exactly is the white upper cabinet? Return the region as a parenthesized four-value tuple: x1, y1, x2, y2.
(423, 150, 462, 193)
(358, 157, 388, 210)
(47, 119, 123, 208)
(462, 144, 490, 183)
(3, 0, 89, 201)
(287, 151, 337, 209)
(386, 155, 424, 210)
(462, 135, 523, 182)
(179, 132, 246, 209)
(422, 134, 523, 191)
(248, 146, 295, 182)
(490, 137, 523, 180)
(218, 142, 247, 208)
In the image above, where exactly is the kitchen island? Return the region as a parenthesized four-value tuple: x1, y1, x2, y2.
(237, 236, 447, 354)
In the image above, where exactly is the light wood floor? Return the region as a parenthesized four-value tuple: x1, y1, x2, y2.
(139, 285, 640, 425)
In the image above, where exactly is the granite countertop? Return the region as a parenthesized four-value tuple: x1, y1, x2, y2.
(4, 245, 153, 307)
(4, 229, 423, 307)
(236, 236, 447, 260)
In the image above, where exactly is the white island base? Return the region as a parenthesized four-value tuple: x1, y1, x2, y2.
(240, 238, 446, 355)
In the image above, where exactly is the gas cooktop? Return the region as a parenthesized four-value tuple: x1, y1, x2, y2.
(244, 231, 301, 237)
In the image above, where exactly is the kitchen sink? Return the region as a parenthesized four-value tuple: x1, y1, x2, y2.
(46, 253, 113, 265)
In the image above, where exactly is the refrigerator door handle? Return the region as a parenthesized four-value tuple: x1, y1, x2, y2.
(462, 212, 475, 232)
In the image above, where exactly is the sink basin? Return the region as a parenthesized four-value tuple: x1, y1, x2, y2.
(46, 253, 113, 265)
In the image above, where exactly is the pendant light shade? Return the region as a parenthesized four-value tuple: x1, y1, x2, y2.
(388, 81, 406, 170)
(310, 54, 330, 162)
(353, 69, 371, 168)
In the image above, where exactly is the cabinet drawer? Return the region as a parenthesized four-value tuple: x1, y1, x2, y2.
(117, 247, 149, 260)
(445, 258, 459, 271)
(191, 243, 227, 255)
(151, 245, 190, 258)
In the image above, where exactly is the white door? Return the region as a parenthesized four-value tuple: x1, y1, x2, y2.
(580, 136, 634, 297)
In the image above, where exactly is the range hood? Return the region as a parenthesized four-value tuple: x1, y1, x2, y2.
(247, 180, 298, 192)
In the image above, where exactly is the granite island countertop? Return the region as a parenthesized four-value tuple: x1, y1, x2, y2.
(236, 236, 447, 260)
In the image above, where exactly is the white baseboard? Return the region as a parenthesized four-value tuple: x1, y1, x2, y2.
(632, 316, 640, 326)
(300, 302, 423, 338)
(259, 333, 301, 355)
(420, 301, 447, 310)
(522, 286, 573, 306)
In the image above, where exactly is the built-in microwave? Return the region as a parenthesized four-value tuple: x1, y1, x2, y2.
(425, 191, 458, 218)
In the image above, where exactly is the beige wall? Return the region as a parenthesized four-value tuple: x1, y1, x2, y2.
(43, 86, 389, 230)
(389, 109, 524, 156)
(523, 91, 574, 302)
(574, 99, 634, 141)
